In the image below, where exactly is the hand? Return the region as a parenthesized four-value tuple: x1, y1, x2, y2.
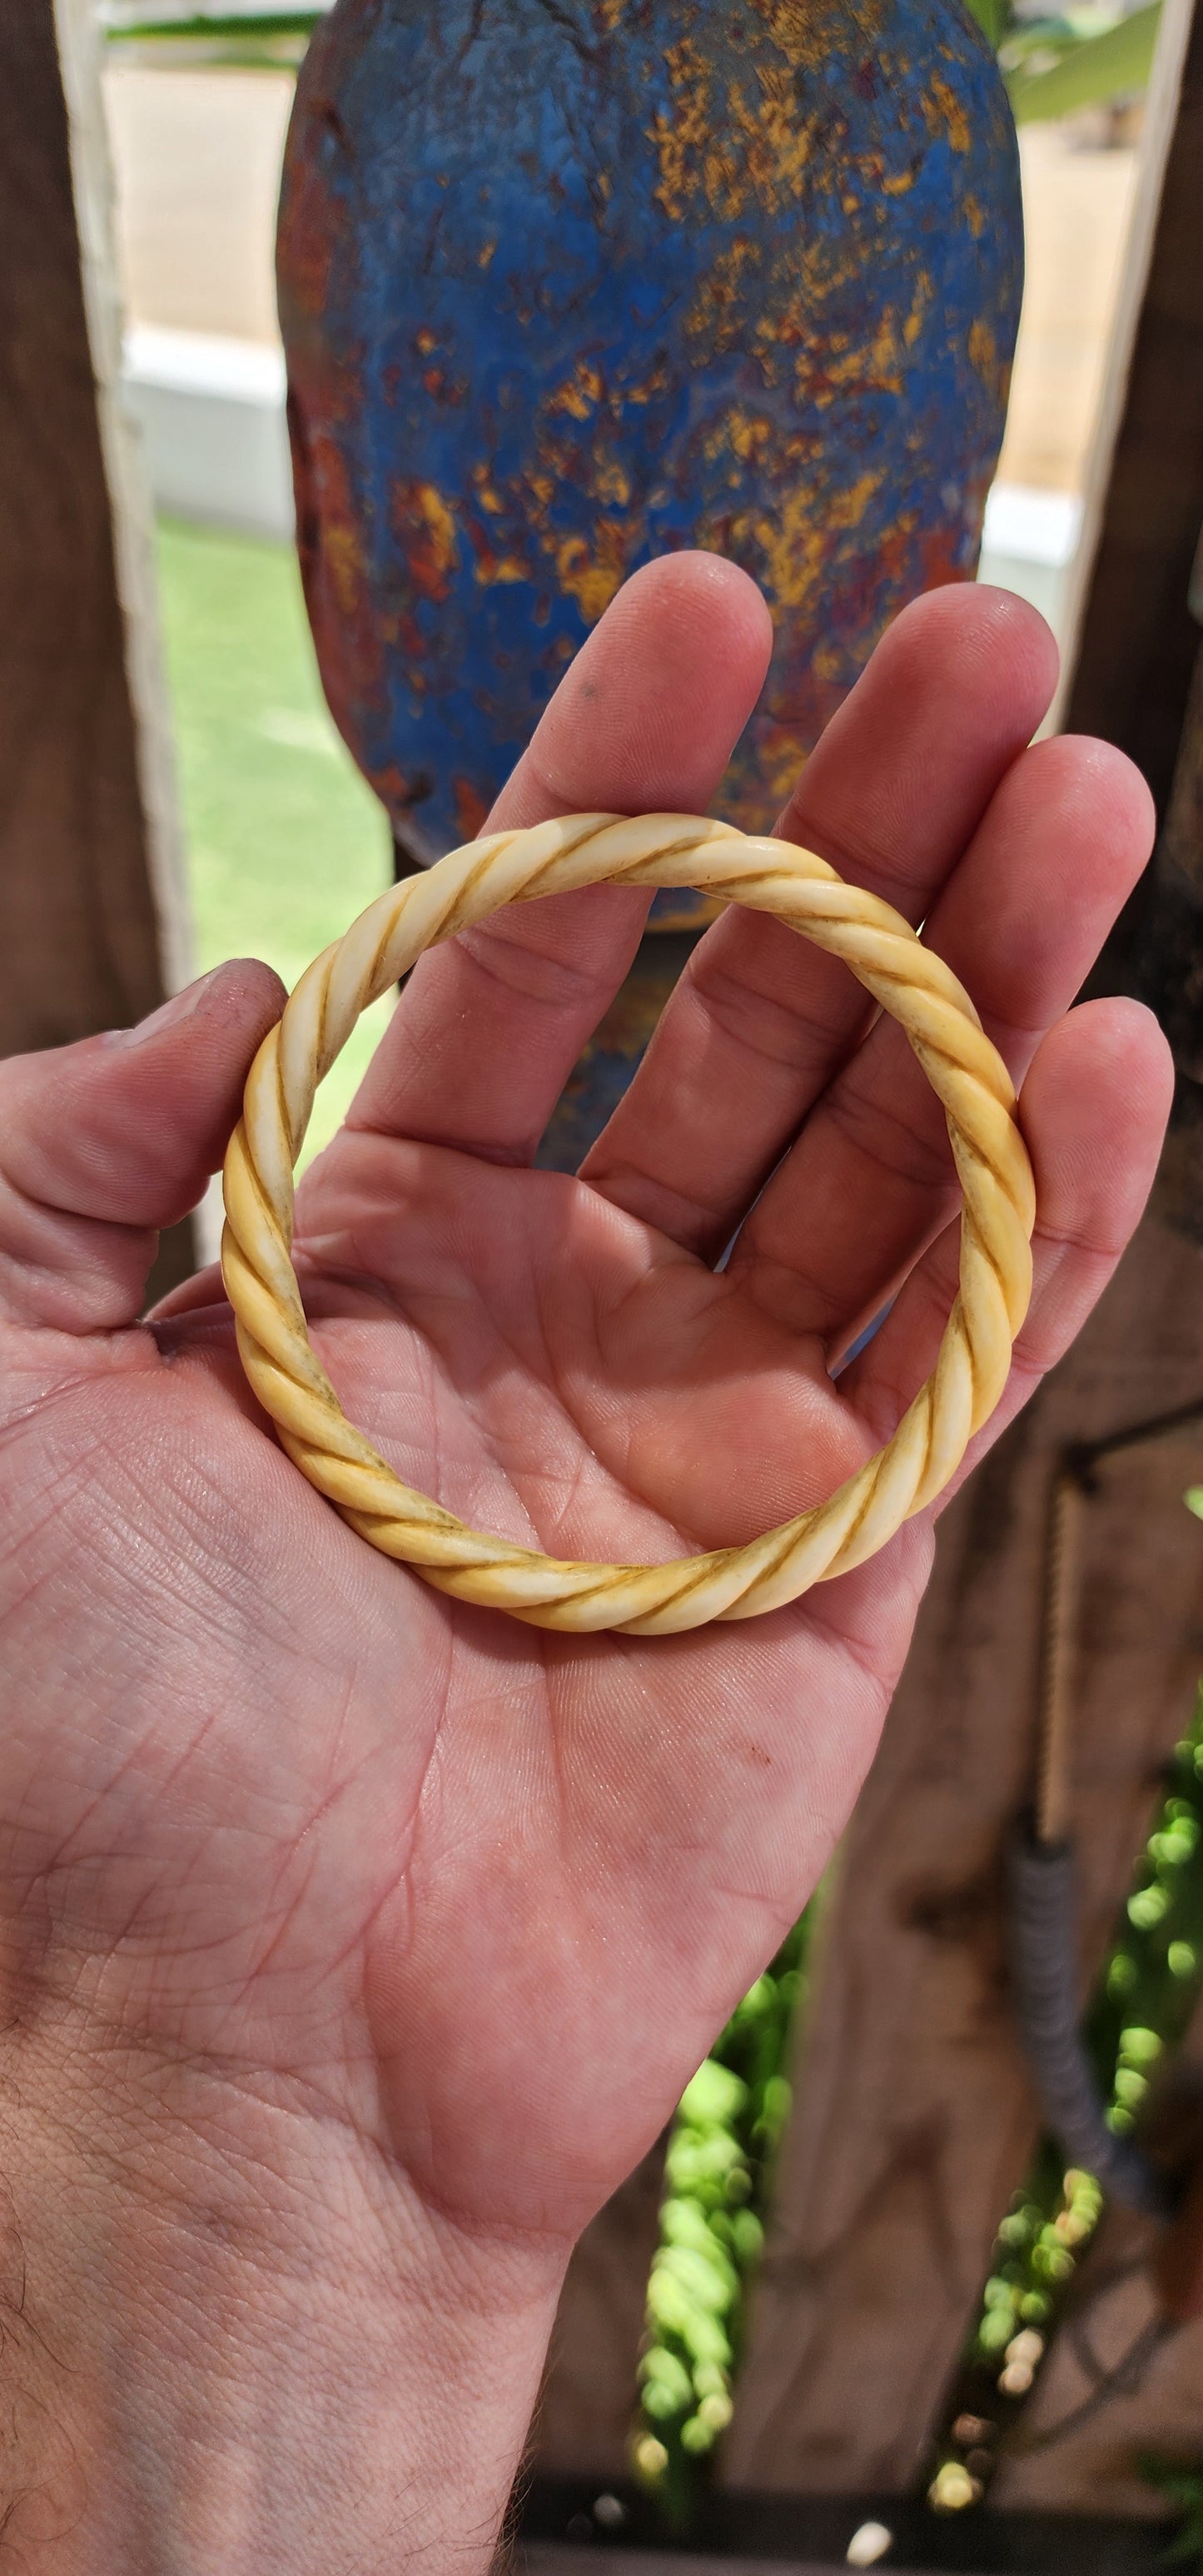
(0, 559, 1171, 2569)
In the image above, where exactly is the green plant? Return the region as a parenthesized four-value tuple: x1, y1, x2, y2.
(99, 2, 326, 66)
(1086, 1728, 1203, 2143)
(102, 1, 326, 26)
(155, 517, 392, 1166)
(632, 1911, 812, 2520)
(964, 0, 1161, 119)
(1140, 2456, 1203, 2566)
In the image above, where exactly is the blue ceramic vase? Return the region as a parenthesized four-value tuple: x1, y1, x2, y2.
(278, 0, 1022, 863)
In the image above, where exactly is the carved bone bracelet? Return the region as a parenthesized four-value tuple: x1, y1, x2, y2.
(221, 812, 1035, 1634)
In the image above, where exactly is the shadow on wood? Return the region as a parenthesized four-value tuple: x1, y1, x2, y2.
(0, 0, 196, 1293)
(723, 1208, 1203, 2494)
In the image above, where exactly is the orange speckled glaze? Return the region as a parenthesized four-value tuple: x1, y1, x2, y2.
(277, 0, 1020, 1149)
(278, 0, 1021, 866)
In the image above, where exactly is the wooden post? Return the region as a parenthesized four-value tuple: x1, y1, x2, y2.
(1061, 0, 1203, 818)
(0, 0, 196, 1289)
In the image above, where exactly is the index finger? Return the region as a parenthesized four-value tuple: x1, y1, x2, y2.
(344, 552, 773, 1165)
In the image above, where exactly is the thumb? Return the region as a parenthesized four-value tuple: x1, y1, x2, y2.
(0, 961, 285, 1334)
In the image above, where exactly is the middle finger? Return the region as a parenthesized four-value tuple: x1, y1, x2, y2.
(579, 583, 1058, 1252)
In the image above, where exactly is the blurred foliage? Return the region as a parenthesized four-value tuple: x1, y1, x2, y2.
(631, 1911, 813, 2521)
(156, 518, 392, 1166)
(928, 1683, 1203, 2513)
(98, 1, 326, 64)
(634, 1669, 1203, 2527)
(1007, 2, 1160, 121)
(104, 0, 1161, 120)
(101, 1, 326, 27)
(1090, 1753, 1203, 2146)
(965, 0, 1161, 120)
(1140, 2456, 1203, 2566)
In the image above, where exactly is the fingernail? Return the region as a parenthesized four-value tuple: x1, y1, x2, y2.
(105, 968, 221, 1050)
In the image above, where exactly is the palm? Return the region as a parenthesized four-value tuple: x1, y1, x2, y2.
(2, 1128, 907, 2238)
(0, 561, 1170, 2255)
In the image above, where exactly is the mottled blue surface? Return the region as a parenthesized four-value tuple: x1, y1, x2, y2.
(279, 0, 1022, 863)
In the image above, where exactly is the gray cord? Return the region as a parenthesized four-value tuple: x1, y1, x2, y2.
(1008, 1828, 1175, 2216)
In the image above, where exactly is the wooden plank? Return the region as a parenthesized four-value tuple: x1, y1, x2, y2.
(994, 480, 1203, 2525)
(0, 0, 196, 1287)
(534, 2146, 666, 2478)
(55, 0, 193, 1007)
(723, 1205, 1203, 2496)
(992, 1992, 1203, 2517)
(1057, 0, 1203, 808)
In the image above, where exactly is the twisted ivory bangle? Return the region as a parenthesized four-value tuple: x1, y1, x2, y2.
(221, 812, 1035, 1634)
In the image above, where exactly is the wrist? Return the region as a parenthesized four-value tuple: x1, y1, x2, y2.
(0, 2016, 567, 2574)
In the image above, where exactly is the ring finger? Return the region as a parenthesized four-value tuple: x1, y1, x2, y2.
(727, 729, 1155, 1352)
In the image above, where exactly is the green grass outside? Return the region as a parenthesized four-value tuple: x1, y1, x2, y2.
(156, 515, 393, 1168)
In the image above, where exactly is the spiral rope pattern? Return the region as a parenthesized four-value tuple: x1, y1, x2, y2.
(221, 813, 1036, 1633)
